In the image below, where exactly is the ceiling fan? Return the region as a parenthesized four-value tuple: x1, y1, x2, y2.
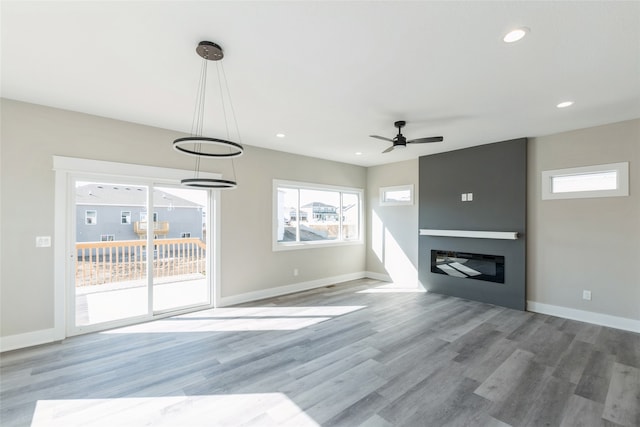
(370, 120, 443, 153)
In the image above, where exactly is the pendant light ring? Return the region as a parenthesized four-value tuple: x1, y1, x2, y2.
(173, 136, 244, 158)
(181, 178, 238, 189)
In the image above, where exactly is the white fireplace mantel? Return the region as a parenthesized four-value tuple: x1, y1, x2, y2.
(419, 229, 519, 240)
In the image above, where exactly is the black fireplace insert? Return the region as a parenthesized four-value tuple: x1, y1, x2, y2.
(431, 250, 505, 284)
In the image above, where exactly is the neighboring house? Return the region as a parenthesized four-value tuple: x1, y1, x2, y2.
(75, 184, 205, 242)
(301, 202, 339, 222)
(287, 208, 308, 223)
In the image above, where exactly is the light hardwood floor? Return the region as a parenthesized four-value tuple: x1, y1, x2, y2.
(1, 279, 639, 426)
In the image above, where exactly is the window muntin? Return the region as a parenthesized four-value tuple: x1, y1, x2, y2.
(274, 180, 362, 250)
(380, 184, 414, 206)
(100, 234, 115, 242)
(542, 162, 629, 200)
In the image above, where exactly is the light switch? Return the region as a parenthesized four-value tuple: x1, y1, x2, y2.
(36, 236, 51, 248)
(467, 193, 473, 201)
(461, 193, 467, 202)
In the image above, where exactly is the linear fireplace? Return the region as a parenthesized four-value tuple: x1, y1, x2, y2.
(431, 250, 505, 283)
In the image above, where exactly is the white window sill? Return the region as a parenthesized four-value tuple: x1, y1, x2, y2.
(273, 239, 363, 252)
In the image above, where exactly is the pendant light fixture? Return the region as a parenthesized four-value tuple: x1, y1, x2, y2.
(173, 41, 243, 189)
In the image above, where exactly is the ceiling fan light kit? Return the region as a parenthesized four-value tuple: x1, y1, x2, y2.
(173, 41, 243, 189)
(370, 120, 443, 153)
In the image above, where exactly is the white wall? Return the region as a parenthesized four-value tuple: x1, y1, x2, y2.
(365, 159, 420, 286)
(528, 119, 640, 323)
(0, 99, 366, 341)
(2, 98, 637, 346)
(214, 145, 367, 301)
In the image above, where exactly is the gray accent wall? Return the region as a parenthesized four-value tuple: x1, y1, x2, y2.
(418, 138, 527, 310)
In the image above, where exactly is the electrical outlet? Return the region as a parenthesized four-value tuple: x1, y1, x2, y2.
(36, 236, 51, 248)
(582, 290, 592, 301)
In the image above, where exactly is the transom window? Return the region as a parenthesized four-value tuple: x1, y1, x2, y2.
(274, 180, 362, 250)
(380, 184, 414, 206)
(542, 162, 629, 200)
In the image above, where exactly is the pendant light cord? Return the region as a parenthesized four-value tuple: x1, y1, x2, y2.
(189, 58, 209, 179)
(220, 62, 240, 183)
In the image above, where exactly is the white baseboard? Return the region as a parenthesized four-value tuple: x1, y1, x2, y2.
(218, 271, 381, 307)
(527, 301, 640, 333)
(0, 328, 60, 353)
(2, 272, 390, 352)
(364, 271, 392, 282)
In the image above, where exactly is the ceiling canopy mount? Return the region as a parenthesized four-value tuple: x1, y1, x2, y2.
(196, 41, 224, 61)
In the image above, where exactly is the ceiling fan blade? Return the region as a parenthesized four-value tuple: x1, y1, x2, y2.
(370, 135, 394, 143)
(382, 146, 395, 153)
(407, 136, 444, 144)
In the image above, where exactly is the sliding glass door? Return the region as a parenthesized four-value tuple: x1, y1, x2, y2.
(152, 186, 209, 312)
(71, 178, 212, 333)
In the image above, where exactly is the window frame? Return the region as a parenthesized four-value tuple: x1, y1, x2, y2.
(140, 211, 159, 222)
(121, 210, 132, 225)
(273, 179, 364, 251)
(85, 210, 97, 225)
(541, 162, 629, 200)
(379, 184, 414, 206)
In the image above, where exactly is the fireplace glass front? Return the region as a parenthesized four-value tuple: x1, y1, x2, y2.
(431, 250, 505, 284)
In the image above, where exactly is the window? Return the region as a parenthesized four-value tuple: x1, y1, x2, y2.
(100, 234, 115, 242)
(542, 162, 629, 200)
(140, 212, 159, 222)
(380, 184, 414, 206)
(181, 232, 191, 238)
(121, 211, 131, 224)
(274, 180, 362, 250)
(85, 210, 97, 225)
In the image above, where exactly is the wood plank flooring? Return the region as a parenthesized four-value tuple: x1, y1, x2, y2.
(1, 279, 639, 426)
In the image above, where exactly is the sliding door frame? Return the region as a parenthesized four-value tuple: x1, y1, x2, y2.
(53, 156, 222, 338)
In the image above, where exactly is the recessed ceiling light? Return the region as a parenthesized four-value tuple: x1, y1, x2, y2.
(276, 133, 286, 138)
(556, 101, 574, 108)
(503, 27, 529, 43)
(355, 152, 362, 156)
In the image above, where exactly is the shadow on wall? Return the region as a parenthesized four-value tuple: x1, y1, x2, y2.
(371, 209, 423, 290)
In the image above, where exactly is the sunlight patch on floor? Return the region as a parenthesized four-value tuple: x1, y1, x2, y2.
(99, 306, 366, 334)
(32, 393, 319, 427)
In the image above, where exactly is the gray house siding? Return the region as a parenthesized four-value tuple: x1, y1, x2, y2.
(76, 205, 203, 242)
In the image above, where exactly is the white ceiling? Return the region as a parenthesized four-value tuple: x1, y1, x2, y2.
(2, 1, 639, 167)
